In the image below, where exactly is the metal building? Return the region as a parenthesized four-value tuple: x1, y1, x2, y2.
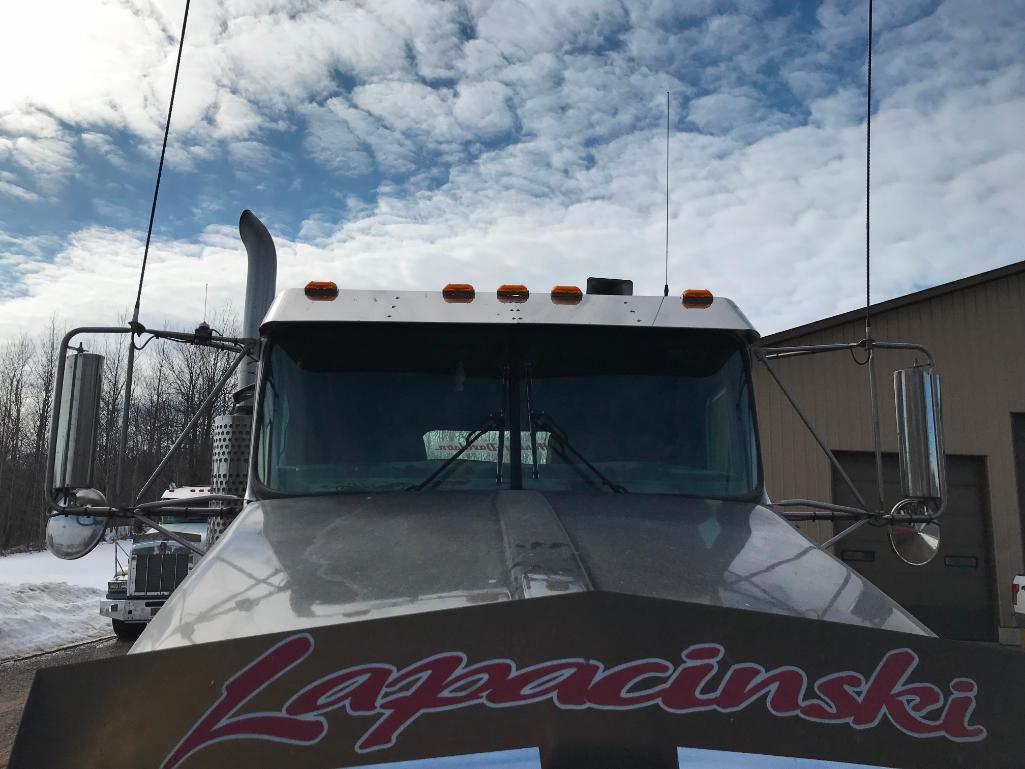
(754, 260, 1025, 644)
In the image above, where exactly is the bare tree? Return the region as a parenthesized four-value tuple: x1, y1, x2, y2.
(0, 304, 239, 551)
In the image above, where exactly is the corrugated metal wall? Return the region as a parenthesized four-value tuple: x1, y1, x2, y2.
(753, 268, 1025, 641)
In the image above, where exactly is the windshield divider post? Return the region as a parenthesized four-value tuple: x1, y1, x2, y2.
(496, 367, 509, 486)
(508, 364, 522, 490)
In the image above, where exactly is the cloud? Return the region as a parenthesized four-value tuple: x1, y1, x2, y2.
(301, 103, 374, 176)
(453, 81, 516, 138)
(0, 177, 40, 203)
(687, 91, 795, 141)
(0, 0, 1022, 342)
(80, 132, 129, 170)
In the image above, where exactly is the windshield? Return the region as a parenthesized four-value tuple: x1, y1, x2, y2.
(255, 323, 759, 499)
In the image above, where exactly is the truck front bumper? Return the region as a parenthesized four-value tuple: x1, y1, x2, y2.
(100, 595, 166, 623)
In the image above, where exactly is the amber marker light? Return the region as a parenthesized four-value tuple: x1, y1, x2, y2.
(305, 280, 338, 300)
(682, 288, 713, 308)
(442, 283, 475, 303)
(550, 285, 583, 305)
(497, 284, 529, 303)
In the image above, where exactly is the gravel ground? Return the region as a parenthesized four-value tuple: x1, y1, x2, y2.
(0, 637, 130, 768)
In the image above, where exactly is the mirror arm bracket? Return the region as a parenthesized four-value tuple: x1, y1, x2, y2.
(130, 512, 207, 557)
(131, 346, 251, 504)
(755, 350, 873, 512)
(44, 326, 255, 555)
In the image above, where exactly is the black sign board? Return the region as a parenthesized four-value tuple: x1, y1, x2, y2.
(11, 592, 1025, 768)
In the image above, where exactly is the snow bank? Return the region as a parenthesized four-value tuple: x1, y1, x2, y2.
(0, 541, 117, 588)
(0, 582, 110, 660)
(0, 542, 119, 660)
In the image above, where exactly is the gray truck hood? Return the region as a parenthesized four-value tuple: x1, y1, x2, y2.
(132, 491, 929, 653)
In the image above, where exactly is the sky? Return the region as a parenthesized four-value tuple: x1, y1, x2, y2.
(0, 0, 1022, 339)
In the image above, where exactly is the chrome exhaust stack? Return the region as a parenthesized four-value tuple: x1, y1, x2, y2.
(209, 210, 277, 544)
(237, 209, 278, 392)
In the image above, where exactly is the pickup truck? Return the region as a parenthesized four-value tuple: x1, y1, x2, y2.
(1012, 573, 1025, 631)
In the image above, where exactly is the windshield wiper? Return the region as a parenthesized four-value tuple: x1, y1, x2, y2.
(532, 412, 629, 493)
(525, 364, 540, 479)
(408, 367, 510, 491)
(523, 367, 628, 494)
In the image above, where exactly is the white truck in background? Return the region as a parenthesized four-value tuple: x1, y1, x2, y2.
(100, 483, 209, 640)
(1012, 573, 1025, 636)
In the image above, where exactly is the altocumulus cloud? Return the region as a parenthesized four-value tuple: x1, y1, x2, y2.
(0, 0, 1022, 338)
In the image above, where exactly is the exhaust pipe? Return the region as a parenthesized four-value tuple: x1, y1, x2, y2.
(238, 209, 277, 390)
(208, 210, 277, 537)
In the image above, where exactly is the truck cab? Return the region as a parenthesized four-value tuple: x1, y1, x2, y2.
(131, 283, 929, 653)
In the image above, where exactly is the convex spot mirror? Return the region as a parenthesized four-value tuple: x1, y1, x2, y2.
(888, 509, 941, 567)
(46, 488, 108, 560)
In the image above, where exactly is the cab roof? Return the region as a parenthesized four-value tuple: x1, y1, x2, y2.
(261, 288, 759, 340)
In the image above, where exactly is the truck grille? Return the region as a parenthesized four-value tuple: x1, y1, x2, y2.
(132, 552, 191, 595)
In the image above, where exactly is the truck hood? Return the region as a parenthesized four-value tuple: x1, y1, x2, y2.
(141, 521, 207, 542)
(132, 491, 930, 653)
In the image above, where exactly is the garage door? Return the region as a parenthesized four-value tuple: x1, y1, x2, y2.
(831, 452, 996, 642)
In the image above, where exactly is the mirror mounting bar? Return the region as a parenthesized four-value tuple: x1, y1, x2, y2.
(755, 339, 946, 549)
(44, 325, 255, 557)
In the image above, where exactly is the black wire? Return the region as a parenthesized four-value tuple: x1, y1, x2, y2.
(132, 0, 193, 322)
(864, 0, 873, 341)
(132, 334, 158, 352)
(849, 343, 870, 366)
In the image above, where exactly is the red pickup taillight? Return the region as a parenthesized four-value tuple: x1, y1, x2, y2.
(1013, 582, 1021, 605)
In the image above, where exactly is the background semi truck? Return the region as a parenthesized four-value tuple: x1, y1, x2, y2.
(101, 483, 209, 640)
(17, 211, 1015, 769)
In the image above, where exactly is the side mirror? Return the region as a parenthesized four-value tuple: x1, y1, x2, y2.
(47, 488, 108, 560)
(890, 365, 946, 565)
(47, 350, 106, 560)
(53, 351, 104, 491)
(894, 365, 946, 507)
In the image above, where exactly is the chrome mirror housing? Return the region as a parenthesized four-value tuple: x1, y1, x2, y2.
(53, 351, 104, 491)
(893, 365, 946, 514)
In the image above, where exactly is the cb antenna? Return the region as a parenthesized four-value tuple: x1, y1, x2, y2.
(115, 0, 193, 501)
(664, 90, 670, 297)
(203, 282, 208, 322)
(864, 0, 874, 342)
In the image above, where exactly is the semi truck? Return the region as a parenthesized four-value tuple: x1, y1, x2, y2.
(15, 211, 1025, 769)
(101, 483, 210, 640)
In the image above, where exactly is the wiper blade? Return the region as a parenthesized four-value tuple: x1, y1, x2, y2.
(408, 366, 510, 492)
(406, 417, 501, 491)
(531, 411, 629, 494)
(524, 364, 539, 479)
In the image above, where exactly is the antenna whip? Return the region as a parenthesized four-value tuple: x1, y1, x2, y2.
(133, 0, 192, 321)
(116, 0, 193, 500)
(664, 90, 670, 297)
(864, 0, 873, 341)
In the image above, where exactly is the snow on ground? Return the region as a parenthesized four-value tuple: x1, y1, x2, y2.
(0, 542, 120, 660)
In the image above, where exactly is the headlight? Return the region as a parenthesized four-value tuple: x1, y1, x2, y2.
(108, 580, 128, 593)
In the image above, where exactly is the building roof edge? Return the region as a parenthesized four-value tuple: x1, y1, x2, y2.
(759, 259, 1025, 346)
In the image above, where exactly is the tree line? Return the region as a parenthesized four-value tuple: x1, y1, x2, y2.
(0, 309, 238, 551)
